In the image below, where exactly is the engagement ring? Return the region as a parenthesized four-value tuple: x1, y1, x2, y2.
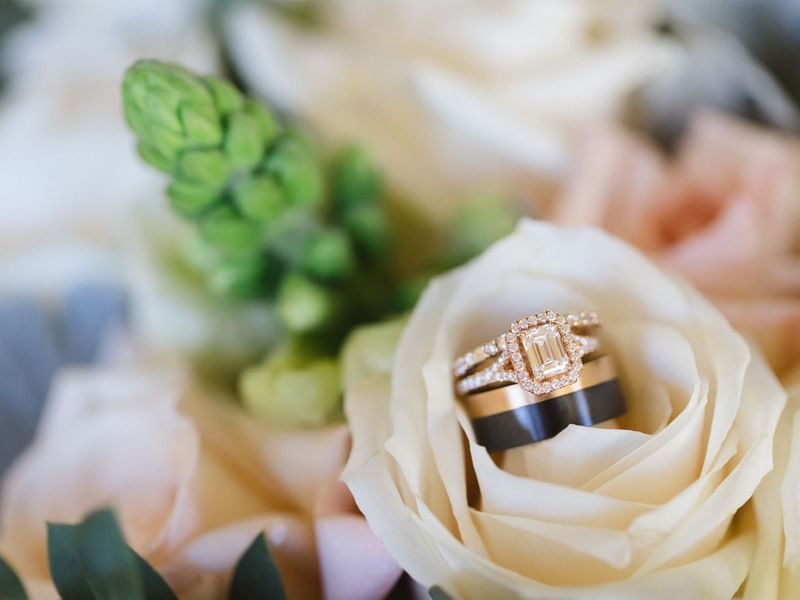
(453, 311, 603, 396)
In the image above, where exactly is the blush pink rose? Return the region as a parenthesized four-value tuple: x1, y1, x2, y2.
(552, 112, 800, 374)
(0, 365, 401, 600)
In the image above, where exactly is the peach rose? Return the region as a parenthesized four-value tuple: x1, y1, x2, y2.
(343, 220, 784, 598)
(0, 365, 401, 599)
(552, 112, 800, 375)
(221, 0, 678, 220)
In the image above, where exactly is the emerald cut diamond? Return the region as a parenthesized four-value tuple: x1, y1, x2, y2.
(521, 324, 571, 379)
(507, 311, 584, 395)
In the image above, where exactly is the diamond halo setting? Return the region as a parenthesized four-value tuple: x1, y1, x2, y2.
(505, 311, 583, 395)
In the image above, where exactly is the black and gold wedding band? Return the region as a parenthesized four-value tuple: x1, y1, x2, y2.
(465, 354, 626, 453)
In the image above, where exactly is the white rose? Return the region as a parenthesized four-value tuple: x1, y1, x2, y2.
(0, 0, 213, 249)
(0, 364, 401, 599)
(222, 0, 679, 219)
(343, 220, 785, 598)
(0, 2, 222, 360)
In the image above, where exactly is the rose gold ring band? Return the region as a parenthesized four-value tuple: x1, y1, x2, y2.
(464, 354, 618, 419)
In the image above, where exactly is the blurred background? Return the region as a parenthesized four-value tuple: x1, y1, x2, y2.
(1, 0, 800, 476)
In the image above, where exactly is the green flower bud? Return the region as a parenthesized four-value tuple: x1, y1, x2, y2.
(233, 175, 285, 222)
(264, 136, 322, 207)
(203, 76, 244, 116)
(177, 148, 230, 189)
(141, 129, 186, 173)
(446, 195, 518, 266)
(133, 83, 184, 134)
(239, 341, 342, 428)
(167, 178, 221, 217)
(343, 203, 391, 261)
(341, 318, 406, 391)
(136, 142, 173, 173)
(300, 228, 355, 280)
(332, 145, 381, 209)
(123, 60, 220, 169)
(242, 99, 279, 145)
(208, 254, 265, 297)
(179, 102, 223, 146)
(225, 111, 264, 171)
(198, 206, 263, 253)
(182, 232, 222, 273)
(277, 273, 338, 333)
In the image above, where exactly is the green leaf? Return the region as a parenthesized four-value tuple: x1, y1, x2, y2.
(79, 510, 144, 600)
(48, 522, 96, 600)
(229, 534, 286, 600)
(49, 508, 159, 600)
(129, 549, 177, 600)
(0, 555, 27, 600)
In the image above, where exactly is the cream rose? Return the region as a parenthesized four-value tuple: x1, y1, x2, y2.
(551, 112, 800, 376)
(744, 384, 800, 599)
(0, 364, 401, 599)
(222, 0, 678, 219)
(343, 220, 784, 598)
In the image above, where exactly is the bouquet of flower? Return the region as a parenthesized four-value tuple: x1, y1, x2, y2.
(2, 2, 800, 599)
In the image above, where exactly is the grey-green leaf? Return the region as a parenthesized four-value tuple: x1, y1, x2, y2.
(76, 509, 144, 600)
(48, 522, 96, 600)
(129, 548, 177, 600)
(429, 585, 453, 600)
(48, 508, 150, 600)
(0, 555, 27, 600)
(229, 534, 286, 600)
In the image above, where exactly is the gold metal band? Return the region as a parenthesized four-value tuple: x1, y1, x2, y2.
(463, 354, 618, 419)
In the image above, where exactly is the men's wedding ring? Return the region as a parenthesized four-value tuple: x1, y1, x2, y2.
(466, 354, 626, 452)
